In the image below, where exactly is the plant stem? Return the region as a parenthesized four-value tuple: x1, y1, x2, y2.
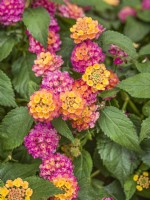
(91, 170, 100, 178)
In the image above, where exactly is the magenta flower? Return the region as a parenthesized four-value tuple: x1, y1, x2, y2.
(40, 153, 74, 180)
(24, 123, 60, 159)
(0, 0, 25, 25)
(142, 0, 150, 10)
(71, 40, 105, 73)
(118, 6, 136, 22)
(41, 71, 74, 95)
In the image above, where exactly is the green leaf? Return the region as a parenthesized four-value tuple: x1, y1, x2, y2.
(142, 100, 150, 117)
(124, 17, 150, 42)
(23, 8, 50, 48)
(136, 61, 150, 73)
(0, 163, 39, 182)
(118, 73, 150, 98)
(51, 117, 74, 142)
(73, 150, 93, 180)
(0, 179, 4, 187)
(139, 44, 150, 56)
(99, 88, 119, 99)
(99, 30, 137, 60)
(97, 137, 140, 184)
(98, 106, 141, 152)
(140, 117, 150, 142)
(0, 107, 33, 150)
(0, 70, 16, 107)
(12, 54, 40, 99)
(28, 81, 40, 97)
(0, 32, 16, 61)
(25, 176, 63, 200)
(123, 176, 136, 200)
(137, 10, 150, 22)
(141, 139, 150, 166)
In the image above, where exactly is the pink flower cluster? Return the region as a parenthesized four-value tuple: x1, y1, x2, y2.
(118, 6, 136, 22)
(24, 123, 60, 159)
(108, 44, 128, 65)
(71, 40, 105, 73)
(0, 0, 25, 25)
(142, 0, 150, 10)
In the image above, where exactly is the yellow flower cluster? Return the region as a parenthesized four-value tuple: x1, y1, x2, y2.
(0, 178, 33, 200)
(70, 17, 101, 44)
(82, 64, 110, 91)
(133, 172, 150, 191)
(60, 91, 86, 120)
(103, 0, 120, 6)
(28, 89, 59, 122)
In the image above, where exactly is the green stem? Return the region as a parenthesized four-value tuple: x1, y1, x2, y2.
(128, 99, 141, 117)
(91, 170, 100, 178)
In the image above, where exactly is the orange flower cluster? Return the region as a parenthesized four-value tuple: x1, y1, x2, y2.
(106, 70, 119, 90)
(70, 17, 104, 44)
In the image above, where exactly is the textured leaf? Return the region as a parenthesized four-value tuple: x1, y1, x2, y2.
(123, 176, 136, 200)
(99, 30, 137, 60)
(140, 117, 150, 141)
(118, 73, 150, 98)
(124, 17, 150, 42)
(142, 101, 150, 117)
(0, 107, 33, 150)
(138, 10, 150, 22)
(23, 8, 50, 47)
(12, 54, 40, 98)
(141, 139, 150, 166)
(136, 61, 150, 73)
(25, 176, 62, 200)
(99, 88, 119, 99)
(0, 163, 39, 182)
(73, 150, 93, 180)
(28, 81, 40, 97)
(0, 32, 16, 61)
(52, 117, 74, 142)
(97, 137, 140, 184)
(139, 44, 150, 56)
(0, 70, 16, 107)
(98, 106, 141, 152)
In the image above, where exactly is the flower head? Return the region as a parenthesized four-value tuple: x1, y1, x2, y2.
(41, 71, 74, 95)
(70, 17, 105, 44)
(142, 0, 150, 10)
(103, 0, 119, 6)
(106, 70, 119, 90)
(50, 174, 79, 200)
(82, 64, 110, 91)
(71, 104, 99, 132)
(72, 79, 98, 105)
(118, 6, 136, 22)
(40, 153, 74, 181)
(32, 0, 56, 16)
(60, 90, 86, 120)
(0, 0, 25, 26)
(24, 123, 60, 159)
(32, 52, 63, 77)
(0, 178, 33, 200)
(58, 0, 85, 19)
(28, 89, 60, 122)
(133, 172, 150, 191)
(71, 40, 105, 73)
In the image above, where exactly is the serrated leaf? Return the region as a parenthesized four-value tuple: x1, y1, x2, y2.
(73, 150, 93, 180)
(0, 70, 16, 107)
(99, 30, 137, 60)
(12, 54, 40, 99)
(139, 44, 150, 56)
(0, 32, 16, 61)
(99, 88, 119, 99)
(118, 73, 150, 98)
(0, 163, 39, 182)
(141, 139, 150, 166)
(0, 107, 33, 150)
(124, 17, 150, 42)
(98, 106, 141, 152)
(140, 117, 150, 142)
(142, 101, 150, 117)
(25, 176, 63, 200)
(97, 137, 140, 184)
(123, 176, 136, 200)
(137, 10, 150, 22)
(51, 117, 74, 142)
(23, 8, 50, 47)
(136, 61, 150, 73)
(28, 81, 40, 97)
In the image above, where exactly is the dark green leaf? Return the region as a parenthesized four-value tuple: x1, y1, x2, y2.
(0, 163, 39, 182)
(142, 100, 150, 117)
(23, 8, 50, 47)
(0, 107, 33, 150)
(140, 117, 150, 141)
(0, 70, 16, 107)
(99, 88, 119, 99)
(118, 73, 150, 98)
(138, 10, 150, 22)
(25, 176, 63, 200)
(123, 176, 136, 200)
(98, 106, 141, 152)
(139, 44, 150, 56)
(141, 139, 150, 166)
(28, 81, 40, 97)
(52, 117, 74, 142)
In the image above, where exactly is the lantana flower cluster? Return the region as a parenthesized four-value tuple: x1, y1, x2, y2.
(0, 178, 33, 200)
(133, 172, 150, 191)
